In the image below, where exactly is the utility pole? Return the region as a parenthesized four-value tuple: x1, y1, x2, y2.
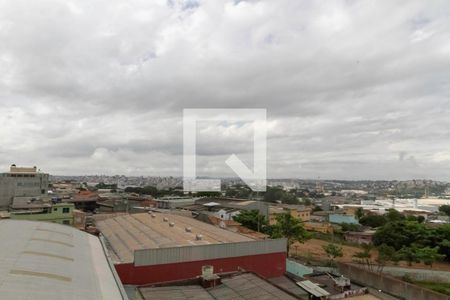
(257, 191, 260, 232)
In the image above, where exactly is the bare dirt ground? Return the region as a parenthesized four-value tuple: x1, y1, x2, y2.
(291, 239, 376, 262)
(291, 239, 450, 271)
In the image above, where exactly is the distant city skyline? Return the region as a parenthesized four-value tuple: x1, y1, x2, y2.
(1, 1, 450, 180)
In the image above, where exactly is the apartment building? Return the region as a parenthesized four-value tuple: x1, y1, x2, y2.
(0, 165, 49, 208)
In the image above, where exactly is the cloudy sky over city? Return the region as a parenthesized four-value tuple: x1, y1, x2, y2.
(1, 0, 450, 179)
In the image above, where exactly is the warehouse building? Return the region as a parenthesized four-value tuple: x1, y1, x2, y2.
(0, 219, 127, 299)
(96, 213, 287, 285)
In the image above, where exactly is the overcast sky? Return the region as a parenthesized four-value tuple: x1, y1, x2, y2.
(1, 0, 450, 180)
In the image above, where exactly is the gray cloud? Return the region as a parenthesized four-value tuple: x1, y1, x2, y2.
(1, 0, 450, 179)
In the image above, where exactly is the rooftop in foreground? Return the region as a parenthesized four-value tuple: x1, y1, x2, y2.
(0, 219, 126, 300)
(96, 212, 254, 263)
(138, 272, 297, 300)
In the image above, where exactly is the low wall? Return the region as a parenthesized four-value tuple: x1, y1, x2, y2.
(379, 266, 450, 283)
(286, 259, 313, 277)
(366, 287, 399, 300)
(337, 263, 450, 300)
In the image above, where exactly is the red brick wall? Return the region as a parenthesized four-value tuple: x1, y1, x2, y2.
(115, 252, 286, 285)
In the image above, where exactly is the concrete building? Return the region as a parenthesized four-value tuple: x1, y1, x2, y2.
(0, 176, 14, 209)
(0, 219, 127, 300)
(344, 231, 375, 245)
(304, 222, 334, 234)
(269, 205, 311, 225)
(68, 191, 99, 212)
(155, 196, 198, 209)
(96, 213, 287, 285)
(195, 198, 270, 218)
(0, 165, 49, 208)
(9, 196, 74, 225)
(328, 213, 359, 225)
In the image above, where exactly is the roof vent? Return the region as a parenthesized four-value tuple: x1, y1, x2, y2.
(169, 222, 175, 227)
(185, 227, 192, 232)
(163, 217, 169, 222)
(202, 265, 214, 277)
(196, 234, 203, 240)
(200, 265, 221, 288)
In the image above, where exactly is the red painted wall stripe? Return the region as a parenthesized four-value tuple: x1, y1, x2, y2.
(115, 252, 286, 285)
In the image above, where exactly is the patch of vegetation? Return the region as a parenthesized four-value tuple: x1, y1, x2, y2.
(263, 186, 299, 204)
(412, 281, 450, 296)
(373, 218, 450, 263)
(124, 186, 186, 197)
(232, 209, 267, 232)
(269, 213, 312, 254)
(233, 211, 311, 255)
(322, 243, 343, 266)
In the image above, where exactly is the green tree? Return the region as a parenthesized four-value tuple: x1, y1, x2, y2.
(270, 213, 311, 255)
(373, 221, 430, 251)
(397, 245, 420, 266)
(281, 193, 299, 204)
(353, 243, 373, 270)
(300, 198, 312, 206)
(359, 215, 387, 228)
(417, 246, 445, 268)
(439, 205, 450, 217)
(96, 182, 118, 190)
(434, 225, 450, 261)
(355, 207, 365, 220)
(263, 186, 300, 204)
(195, 191, 221, 197)
(312, 206, 323, 212)
(439, 239, 450, 262)
(375, 244, 397, 273)
(263, 186, 285, 202)
(233, 210, 267, 232)
(340, 223, 362, 232)
(385, 209, 404, 222)
(124, 186, 143, 194)
(225, 185, 252, 198)
(372, 221, 450, 262)
(323, 243, 343, 264)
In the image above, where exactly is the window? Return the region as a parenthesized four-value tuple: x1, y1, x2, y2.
(62, 207, 70, 213)
(53, 208, 57, 211)
(62, 220, 70, 225)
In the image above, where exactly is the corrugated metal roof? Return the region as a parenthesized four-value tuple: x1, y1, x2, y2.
(139, 273, 297, 300)
(296, 280, 330, 297)
(140, 285, 214, 299)
(134, 238, 286, 266)
(0, 219, 126, 300)
(97, 213, 256, 263)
